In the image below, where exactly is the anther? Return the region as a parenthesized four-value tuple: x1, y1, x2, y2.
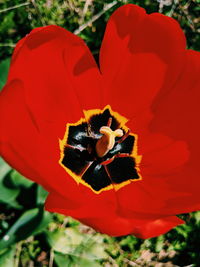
(117, 129, 130, 143)
(96, 126, 123, 158)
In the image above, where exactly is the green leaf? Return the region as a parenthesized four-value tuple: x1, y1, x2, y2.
(31, 210, 52, 236)
(175, 224, 191, 239)
(46, 228, 73, 254)
(0, 208, 52, 250)
(155, 235, 164, 253)
(0, 58, 10, 90)
(0, 246, 16, 267)
(54, 251, 102, 267)
(193, 211, 200, 224)
(0, 158, 11, 179)
(0, 158, 21, 209)
(9, 170, 34, 189)
(46, 227, 107, 260)
(37, 185, 48, 205)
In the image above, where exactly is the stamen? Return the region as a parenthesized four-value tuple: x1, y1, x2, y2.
(100, 156, 115, 165)
(96, 126, 123, 158)
(117, 129, 130, 144)
(107, 117, 112, 127)
(115, 153, 130, 158)
(86, 124, 92, 137)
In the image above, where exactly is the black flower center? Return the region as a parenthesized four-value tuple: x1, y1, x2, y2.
(59, 106, 141, 193)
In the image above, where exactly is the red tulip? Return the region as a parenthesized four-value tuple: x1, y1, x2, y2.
(0, 4, 200, 239)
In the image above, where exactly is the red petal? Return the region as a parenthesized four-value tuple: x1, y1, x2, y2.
(75, 215, 184, 239)
(99, 4, 200, 217)
(0, 80, 44, 184)
(119, 50, 200, 217)
(45, 191, 183, 238)
(0, 80, 71, 193)
(45, 190, 117, 219)
(8, 25, 102, 136)
(149, 50, 200, 214)
(100, 4, 186, 119)
(0, 25, 103, 196)
(0, 79, 113, 203)
(132, 216, 184, 239)
(0, 79, 117, 208)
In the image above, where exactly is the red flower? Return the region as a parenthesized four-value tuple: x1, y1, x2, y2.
(0, 4, 200, 239)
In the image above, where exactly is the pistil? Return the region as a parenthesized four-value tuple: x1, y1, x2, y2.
(96, 126, 123, 158)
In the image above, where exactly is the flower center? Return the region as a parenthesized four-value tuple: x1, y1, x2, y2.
(96, 118, 123, 158)
(59, 106, 142, 193)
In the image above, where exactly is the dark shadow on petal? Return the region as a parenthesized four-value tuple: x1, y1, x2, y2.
(73, 52, 97, 76)
(112, 4, 145, 39)
(26, 29, 59, 49)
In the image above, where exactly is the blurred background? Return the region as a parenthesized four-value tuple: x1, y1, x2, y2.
(0, 0, 200, 266)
